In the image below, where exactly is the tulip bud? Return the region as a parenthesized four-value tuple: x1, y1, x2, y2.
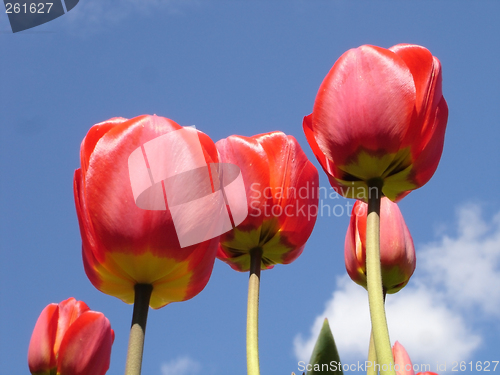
(392, 341, 439, 375)
(345, 198, 416, 293)
(28, 298, 114, 375)
(393, 341, 415, 375)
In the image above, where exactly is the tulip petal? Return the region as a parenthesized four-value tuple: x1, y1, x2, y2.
(345, 198, 415, 293)
(411, 96, 448, 187)
(53, 298, 90, 356)
(217, 131, 318, 272)
(28, 304, 59, 374)
(313, 45, 416, 170)
(390, 44, 434, 115)
(80, 117, 128, 176)
(215, 134, 271, 241)
(258, 133, 318, 253)
(391, 45, 445, 163)
(393, 341, 415, 375)
(75, 115, 221, 308)
(85, 115, 218, 259)
(152, 236, 219, 308)
(304, 44, 448, 200)
(75, 169, 136, 304)
(57, 311, 114, 375)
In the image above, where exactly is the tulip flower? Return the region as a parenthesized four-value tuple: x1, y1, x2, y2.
(392, 341, 439, 375)
(215, 131, 318, 375)
(216, 131, 319, 272)
(304, 43, 446, 375)
(74, 115, 220, 309)
(303, 44, 448, 202)
(74, 114, 222, 374)
(345, 197, 416, 294)
(28, 297, 114, 375)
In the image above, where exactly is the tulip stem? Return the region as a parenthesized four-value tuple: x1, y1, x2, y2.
(247, 248, 262, 375)
(125, 283, 153, 375)
(366, 183, 395, 375)
(367, 329, 377, 375)
(367, 290, 387, 375)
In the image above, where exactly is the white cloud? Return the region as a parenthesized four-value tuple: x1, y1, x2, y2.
(161, 356, 201, 375)
(294, 278, 371, 363)
(294, 204, 500, 368)
(384, 284, 480, 365)
(419, 204, 500, 316)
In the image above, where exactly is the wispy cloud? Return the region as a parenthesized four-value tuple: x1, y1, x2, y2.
(294, 203, 500, 368)
(63, 0, 199, 33)
(161, 356, 201, 375)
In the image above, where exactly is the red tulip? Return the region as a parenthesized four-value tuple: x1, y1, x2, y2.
(345, 197, 415, 293)
(216, 131, 319, 272)
(28, 298, 114, 375)
(74, 115, 221, 309)
(392, 341, 439, 375)
(304, 44, 448, 201)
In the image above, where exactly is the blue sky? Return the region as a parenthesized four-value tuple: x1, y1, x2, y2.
(1, 1, 500, 374)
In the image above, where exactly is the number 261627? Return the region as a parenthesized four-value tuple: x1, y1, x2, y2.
(5, 3, 53, 14)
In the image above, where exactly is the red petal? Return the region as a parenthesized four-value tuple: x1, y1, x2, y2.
(169, 236, 219, 306)
(57, 312, 114, 375)
(411, 96, 448, 186)
(76, 115, 221, 307)
(303, 114, 347, 195)
(80, 117, 128, 177)
(391, 45, 445, 157)
(74, 169, 114, 291)
(258, 134, 318, 258)
(313, 45, 416, 166)
(379, 199, 415, 276)
(344, 202, 363, 281)
(390, 44, 434, 115)
(85, 115, 205, 259)
(53, 298, 90, 356)
(217, 131, 318, 270)
(28, 304, 59, 373)
(216, 134, 273, 233)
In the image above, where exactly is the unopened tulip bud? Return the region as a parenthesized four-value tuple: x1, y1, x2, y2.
(345, 198, 416, 293)
(392, 341, 439, 375)
(393, 341, 415, 375)
(28, 298, 114, 375)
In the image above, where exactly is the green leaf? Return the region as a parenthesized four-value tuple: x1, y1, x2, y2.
(306, 318, 343, 375)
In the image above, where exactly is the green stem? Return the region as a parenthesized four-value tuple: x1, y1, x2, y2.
(125, 284, 153, 375)
(367, 291, 387, 375)
(366, 184, 395, 375)
(247, 248, 262, 375)
(367, 329, 377, 375)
